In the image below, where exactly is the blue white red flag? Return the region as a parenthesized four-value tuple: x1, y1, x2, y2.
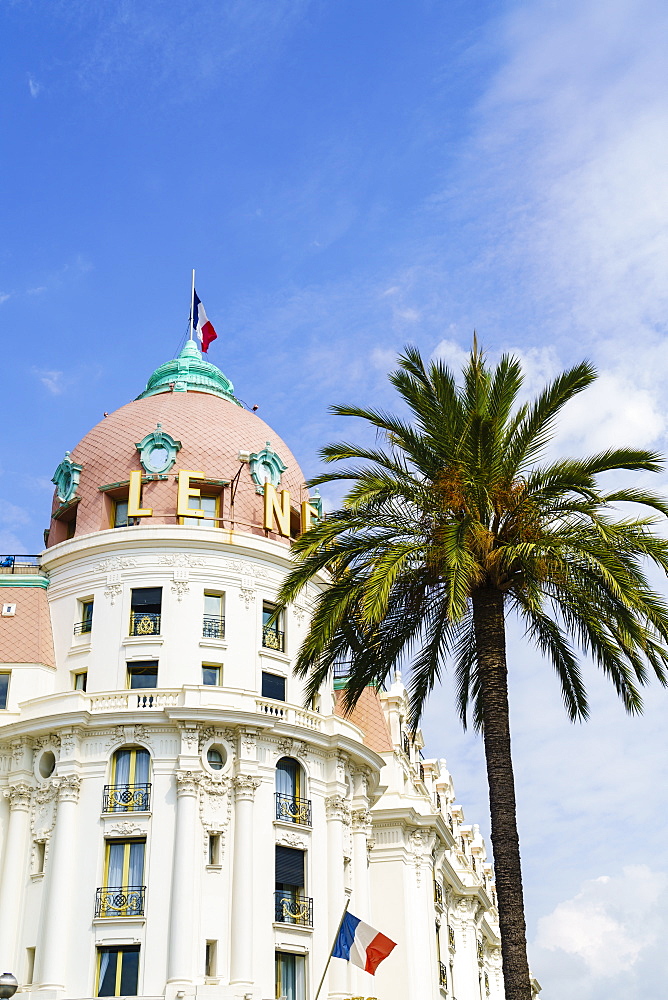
(193, 290, 218, 353)
(332, 911, 396, 975)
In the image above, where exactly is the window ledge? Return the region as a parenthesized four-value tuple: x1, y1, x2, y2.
(273, 819, 312, 833)
(199, 639, 227, 650)
(93, 916, 146, 927)
(122, 636, 164, 646)
(259, 648, 290, 664)
(68, 641, 91, 655)
(30, 873, 45, 882)
(272, 922, 313, 935)
(205, 864, 223, 872)
(101, 810, 151, 818)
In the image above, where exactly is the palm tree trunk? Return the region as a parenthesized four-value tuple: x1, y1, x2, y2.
(472, 585, 532, 1000)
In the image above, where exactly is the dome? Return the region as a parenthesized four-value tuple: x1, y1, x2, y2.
(47, 346, 310, 546)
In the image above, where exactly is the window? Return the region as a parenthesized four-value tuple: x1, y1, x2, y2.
(275, 757, 311, 825)
(0, 672, 10, 709)
(262, 671, 286, 702)
(34, 841, 46, 875)
(129, 588, 161, 636)
(275, 846, 311, 926)
(207, 748, 225, 771)
(202, 664, 222, 686)
(182, 494, 218, 526)
(275, 952, 306, 1000)
(74, 599, 94, 635)
(205, 941, 217, 979)
(112, 499, 134, 528)
(25, 947, 35, 986)
(207, 834, 221, 866)
(97, 840, 145, 917)
(203, 592, 225, 638)
(262, 601, 284, 651)
(74, 671, 88, 691)
(104, 746, 151, 812)
(127, 662, 158, 689)
(97, 946, 140, 997)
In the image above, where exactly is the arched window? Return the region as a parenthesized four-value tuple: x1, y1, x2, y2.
(275, 757, 311, 826)
(104, 746, 151, 812)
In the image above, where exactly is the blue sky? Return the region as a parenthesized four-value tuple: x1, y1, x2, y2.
(3, 1, 668, 995)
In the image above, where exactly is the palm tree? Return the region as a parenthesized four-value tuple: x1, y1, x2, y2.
(276, 343, 668, 1000)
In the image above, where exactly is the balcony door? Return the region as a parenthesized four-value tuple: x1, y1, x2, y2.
(101, 839, 145, 917)
(108, 746, 150, 812)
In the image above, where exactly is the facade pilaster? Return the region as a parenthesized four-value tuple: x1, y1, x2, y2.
(167, 771, 202, 985)
(325, 794, 350, 1000)
(229, 773, 261, 989)
(0, 782, 32, 970)
(36, 775, 82, 990)
(351, 808, 372, 920)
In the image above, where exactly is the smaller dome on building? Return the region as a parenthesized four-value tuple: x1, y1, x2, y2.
(138, 340, 239, 403)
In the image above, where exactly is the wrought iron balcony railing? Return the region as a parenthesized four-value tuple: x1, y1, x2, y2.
(262, 626, 284, 651)
(402, 734, 411, 757)
(275, 792, 312, 826)
(274, 890, 313, 927)
(103, 783, 151, 813)
(129, 611, 161, 636)
(448, 925, 456, 950)
(202, 615, 225, 639)
(439, 962, 448, 988)
(434, 881, 443, 907)
(418, 762, 426, 782)
(73, 619, 93, 635)
(95, 885, 146, 918)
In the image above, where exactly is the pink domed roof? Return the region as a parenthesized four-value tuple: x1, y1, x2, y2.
(48, 390, 309, 545)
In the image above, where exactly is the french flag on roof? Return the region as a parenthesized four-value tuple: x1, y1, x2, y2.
(332, 911, 396, 975)
(193, 290, 218, 353)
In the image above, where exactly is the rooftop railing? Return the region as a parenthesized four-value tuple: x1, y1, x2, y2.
(0, 555, 43, 575)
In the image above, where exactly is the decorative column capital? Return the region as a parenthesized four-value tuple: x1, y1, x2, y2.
(325, 794, 351, 822)
(232, 774, 261, 801)
(351, 807, 372, 834)
(175, 770, 203, 797)
(4, 782, 32, 810)
(55, 774, 81, 803)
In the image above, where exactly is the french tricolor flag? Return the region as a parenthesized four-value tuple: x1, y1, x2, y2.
(332, 911, 396, 975)
(193, 290, 218, 353)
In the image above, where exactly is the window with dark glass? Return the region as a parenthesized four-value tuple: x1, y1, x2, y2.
(203, 592, 225, 638)
(207, 748, 224, 771)
(275, 757, 311, 825)
(97, 840, 145, 918)
(74, 599, 94, 635)
(262, 671, 286, 702)
(275, 952, 305, 1000)
(127, 661, 158, 689)
(97, 946, 140, 997)
(74, 671, 88, 691)
(0, 672, 10, 710)
(104, 746, 151, 812)
(202, 664, 222, 686)
(275, 846, 311, 926)
(262, 601, 284, 651)
(129, 588, 161, 636)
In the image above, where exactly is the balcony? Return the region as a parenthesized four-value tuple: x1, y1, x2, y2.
(0, 554, 44, 575)
(274, 890, 313, 927)
(129, 612, 161, 636)
(275, 792, 312, 826)
(202, 615, 225, 639)
(434, 881, 443, 907)
(95, 885, 146, 918)
(448, 926, 456, 950)
(103, 783, 151, 813)
(262, 626, 284, 651)
(439, 962, 448, 988)
(73, 620, 93, 635)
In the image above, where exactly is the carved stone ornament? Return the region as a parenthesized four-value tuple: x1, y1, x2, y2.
(5, 782, 32, 810)
(58, 731, 78, 755)
(96, 556, 137, 572)
(293, 604, 306, 625)
(104, 583, 123, 605)
(238, 587, 255, 609)
(159, 553, 204, 568)
(199, 775, 232, 832)
(325, 795, 351, 823)
(181, 728, 199, 752)
(31, 782, 58, 839)
(294, 741, 308, 760)
(351, 808, 372, 835)
(176, 771, 203, 796)
(133, 724, 152, 746)
(11, 740, 25, 765)
(276, 738, 293, 757)
(105, 726, 126, 750)
(241, 731, 257, 755)
(109, 821, 144, 837)
(232, 774, 261, 800)
(171, 580, 190, 601)
(276, 831, 307, 850)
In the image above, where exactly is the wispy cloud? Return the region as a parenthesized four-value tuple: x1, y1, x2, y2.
(33, 369, 66, 395)
(0, 293, 10, 305)
(27, 74, 41, 98)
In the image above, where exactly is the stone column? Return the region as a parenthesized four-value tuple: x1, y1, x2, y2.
(229, 774, 260, 988)
(0, 783, 32, 970)
(351, 808, 372, 920)
(325, 795, 350, 1000)
(37, 776, 81, 990)
(167, 771, 202, 984)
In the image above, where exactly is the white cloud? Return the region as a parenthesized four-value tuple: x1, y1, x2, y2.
(27, 74, 41, 98)
(0, 293, 10, 305)
(0, 500, 30, 528)
(33, 369, 65, 395)
(534, 866, 668, 982)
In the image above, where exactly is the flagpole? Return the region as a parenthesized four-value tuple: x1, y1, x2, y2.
(313, 898, 350, 1000)
(189, 269, 195, 341)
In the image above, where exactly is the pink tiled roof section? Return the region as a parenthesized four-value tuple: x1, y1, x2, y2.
(0, 587, 55, 666)
(334, 686, 394, 753)
(48, 392, 309, 545)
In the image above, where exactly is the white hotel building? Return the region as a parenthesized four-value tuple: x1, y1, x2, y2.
(0, 343, 522, 1000)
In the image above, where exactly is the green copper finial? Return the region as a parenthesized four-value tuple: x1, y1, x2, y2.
(137, 341, 241, 404)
